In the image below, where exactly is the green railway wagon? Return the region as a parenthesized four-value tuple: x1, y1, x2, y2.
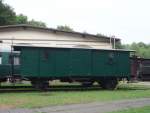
(0, 52, 11, 82)
(0, 52, 20, 83)
(14, 46, 132, 89)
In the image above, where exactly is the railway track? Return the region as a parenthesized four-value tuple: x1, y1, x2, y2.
(0, 85, 102, 92)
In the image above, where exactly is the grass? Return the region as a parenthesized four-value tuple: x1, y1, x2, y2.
(108, 106, 150, 113)
(0, 83, 150, 108)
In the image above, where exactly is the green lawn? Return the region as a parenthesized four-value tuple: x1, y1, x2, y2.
(0, 83, 150, 108)
(108, 106, 150, 113)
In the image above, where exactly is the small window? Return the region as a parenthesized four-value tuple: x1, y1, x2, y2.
(9, 55, 13, 64)
(43, 50, 49, 60)
(0, 57, 2, 64)
(14, 57, 20, 65)
(108, 52, 114, 65)
(109, 52, 114, 59)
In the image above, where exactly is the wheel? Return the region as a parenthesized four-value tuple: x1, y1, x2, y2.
(0, 78, 7, 82)
(31, 81, 36, 88)
(31, 80, 49, 90)
(99, 81, 106, 89)
(81, 81, 93, 87)
(99, 78, 118, 90)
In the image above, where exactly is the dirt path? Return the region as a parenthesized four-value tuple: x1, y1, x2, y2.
(0, 98, 150, 113)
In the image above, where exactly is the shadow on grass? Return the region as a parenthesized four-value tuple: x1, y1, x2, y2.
(0, 84, 149, 93)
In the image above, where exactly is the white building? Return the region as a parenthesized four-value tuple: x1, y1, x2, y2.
(0, 25, 120, 51)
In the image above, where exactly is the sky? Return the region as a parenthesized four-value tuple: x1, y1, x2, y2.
(4, 0, 150, 44)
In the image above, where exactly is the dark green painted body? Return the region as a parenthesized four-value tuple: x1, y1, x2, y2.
(0, 52, 20, 79)
(18, 47, 131, 79)
(2, 52, 10, 64)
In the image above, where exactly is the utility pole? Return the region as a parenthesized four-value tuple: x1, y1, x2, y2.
(10, 38, 14, 83)
(111, 36, 116, 49)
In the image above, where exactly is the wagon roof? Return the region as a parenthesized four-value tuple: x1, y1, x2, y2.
(13, 45, 135, 52)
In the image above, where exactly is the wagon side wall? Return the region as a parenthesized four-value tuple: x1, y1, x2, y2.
(19, 47, 131, 80)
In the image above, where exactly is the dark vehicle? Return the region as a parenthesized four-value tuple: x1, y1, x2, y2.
(130, 56, 150, 81)
(14, 46, 132, 90)
(139, 58, 150, 81)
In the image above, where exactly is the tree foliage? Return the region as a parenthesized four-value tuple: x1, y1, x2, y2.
(123, 42, 150, 58)
(96, 33, 104, 37)
(15, 15, 46, 27)
(0, 0, 46, 27)
(115, 41, 124, 49)
(0, 0, 16, 25)
(28, 19, 46, 27)
(57, 25, 73, 32)
(15, 14, 28, 24)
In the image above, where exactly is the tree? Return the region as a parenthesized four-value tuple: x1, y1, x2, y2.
(123, 42, 150, 58)
(0, 0, 47, 27)
(28, 19, 46, 27)
(115, 41, 124, 49)
(57, 25, 73, 32)
(15, 14, 28, 24)
(96, 33, 104, 37)
(0, 0, 16, 25)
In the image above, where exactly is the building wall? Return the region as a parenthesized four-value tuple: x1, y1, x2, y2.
(0, 28, 112, 49)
